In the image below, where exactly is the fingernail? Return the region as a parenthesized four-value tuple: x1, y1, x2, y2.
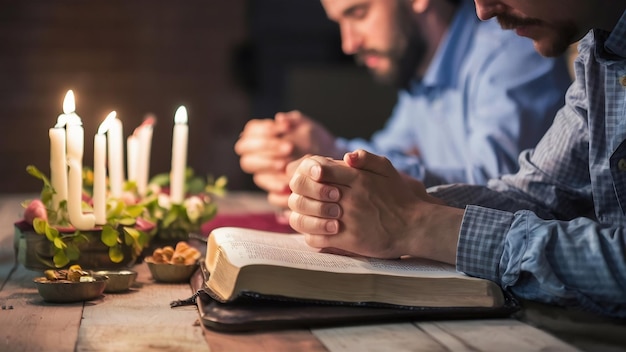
(328, 188, 339, 201)
(310, 165, 321, 179)
(327, 205, 340, 218)
(325, 221, 338, 233)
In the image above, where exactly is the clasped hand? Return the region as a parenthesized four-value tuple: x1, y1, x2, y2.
(287, 150, 462, 263)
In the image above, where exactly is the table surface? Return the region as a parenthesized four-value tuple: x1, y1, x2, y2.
(1, 191, 624, 352)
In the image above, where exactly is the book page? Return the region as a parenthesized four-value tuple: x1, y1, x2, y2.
(209, 227, 461, 278)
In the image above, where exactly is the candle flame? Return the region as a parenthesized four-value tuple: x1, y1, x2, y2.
(98, 111, 117, 135)
(174, 106, 187, 124)
(62, 90, 75, 114)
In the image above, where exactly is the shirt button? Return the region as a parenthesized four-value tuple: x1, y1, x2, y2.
(619, 159, 626, 171)
(620, 76, 626, 87)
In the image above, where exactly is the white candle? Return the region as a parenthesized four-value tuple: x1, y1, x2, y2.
(49, 112, 68, 212)
(65, 108, 95, 230)
(170, 106, 188, 203)
(93, 111, 116, 225)
(126, 134, 139, 183)
(107, 117, 124, 198)
(136, 115, 155, 197)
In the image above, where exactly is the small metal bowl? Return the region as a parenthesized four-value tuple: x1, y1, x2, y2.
(92, 270, 137, 292)
(33, 276, 108, 303)
(145, 257, 199, 283)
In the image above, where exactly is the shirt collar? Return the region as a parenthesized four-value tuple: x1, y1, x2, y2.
(604, 10, 626, 59)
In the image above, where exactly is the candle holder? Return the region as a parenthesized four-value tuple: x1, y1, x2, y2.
(16, 165, 156, 270)
(17, 164, 227, 271)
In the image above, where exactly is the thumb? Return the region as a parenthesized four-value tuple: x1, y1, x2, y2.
(343, 149, 395, 177)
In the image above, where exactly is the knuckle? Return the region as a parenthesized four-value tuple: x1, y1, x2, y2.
(287, 192, 301, 211)
(288, 173, 305, 193)
(288, 212, 306, 232)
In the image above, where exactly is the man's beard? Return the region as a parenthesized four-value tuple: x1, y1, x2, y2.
(496, 13, 579, 57)
(355, 8, 426, 89)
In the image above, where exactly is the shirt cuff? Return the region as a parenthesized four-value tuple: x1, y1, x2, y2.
(457, 205, 514, 285)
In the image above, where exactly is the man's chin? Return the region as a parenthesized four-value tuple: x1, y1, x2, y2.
(368, 68, 396, 86)
(531, 38, 571, 57)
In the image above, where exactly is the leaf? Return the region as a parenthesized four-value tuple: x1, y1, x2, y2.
(137, 230, 150, 248)
(53, 237, 66, 249)
(107, 199, 125, 219)
(162, 207, 180, 228)
(149, 173, 170, 187)
(66, 243, 80, 261)
(124, 180, 137, 192)
(123, 227, 140, 246)
(118, 217, 136, 226)
(53, 249, 69, 268)
(33, 218, 47, 234)
(187, 176, 206, 195)
(215, 175, 228, 189)
(109, 246, 124, 263)
(101, 225, 120, 247)
(44, 224, 59, 242)
(124, 204, 145, 218)
(74, 232, 90, 245)
(205, 175, 228, 196)
(26, 165, 56, 204)
(26, 165, 52, 187)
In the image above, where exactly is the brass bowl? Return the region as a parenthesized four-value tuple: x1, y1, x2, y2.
(33, 276, 108, 303)
(145, 257, 199, 283)
(92, 270, 137, 292)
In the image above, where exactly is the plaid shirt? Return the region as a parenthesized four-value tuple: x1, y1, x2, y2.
(432, 11, 626, 318)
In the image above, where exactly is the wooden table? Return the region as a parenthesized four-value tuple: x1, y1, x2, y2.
(0, 192, 624, 351)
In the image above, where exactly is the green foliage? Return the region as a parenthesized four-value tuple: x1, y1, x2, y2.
(144, 168, 227, 241)
(24, 165, 226, 268)
(25, 165, 154, 268)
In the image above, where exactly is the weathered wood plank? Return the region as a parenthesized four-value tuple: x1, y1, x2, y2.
(76, 263, 208, 351)
(204, 328, 329, 352)
(415, 319, 580, 352)
(0, 266, 83, 352)
(312, 323, 447, 352)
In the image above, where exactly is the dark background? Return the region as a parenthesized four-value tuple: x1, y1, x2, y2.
(0, 0, 396, 193)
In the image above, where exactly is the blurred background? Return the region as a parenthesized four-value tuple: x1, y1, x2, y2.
(0, 0, 397, 193)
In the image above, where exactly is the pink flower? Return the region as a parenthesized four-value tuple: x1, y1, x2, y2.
(23, 199, 48, 224)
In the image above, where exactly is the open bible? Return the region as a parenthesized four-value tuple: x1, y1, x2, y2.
(204, 227, 505, 309)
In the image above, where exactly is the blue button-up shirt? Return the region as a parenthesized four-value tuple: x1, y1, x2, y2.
(432, 10, 626, 318)
(338, 0, 571, 187)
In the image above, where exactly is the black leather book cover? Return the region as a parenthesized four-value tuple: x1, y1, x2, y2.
(190, 262, 520, 333)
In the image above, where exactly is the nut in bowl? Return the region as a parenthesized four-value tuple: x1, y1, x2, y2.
(92, 269, 138, 293)
(34, 265, 108, 303)
(146, 241, 201, 283)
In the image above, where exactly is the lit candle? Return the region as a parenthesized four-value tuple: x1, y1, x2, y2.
(65, 96, 95, 230)
(107, 116, 124, 198)
(93, 111, 116, 225)
(136, 115, 155, 197)
(49, 103, 69, 212)
(170, 106, 188, 203)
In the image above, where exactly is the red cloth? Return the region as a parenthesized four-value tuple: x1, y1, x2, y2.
(201, 213, 294, 237)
